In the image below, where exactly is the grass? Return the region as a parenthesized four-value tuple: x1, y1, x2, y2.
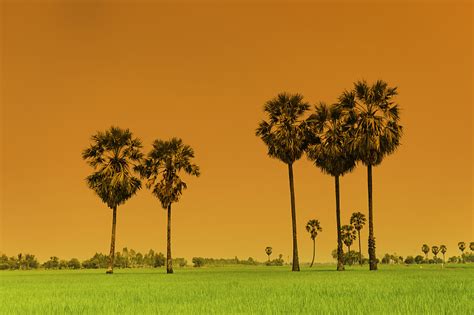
(1, 264, 473, 314)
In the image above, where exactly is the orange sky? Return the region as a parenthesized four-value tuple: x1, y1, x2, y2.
(1, 0, 472, 263)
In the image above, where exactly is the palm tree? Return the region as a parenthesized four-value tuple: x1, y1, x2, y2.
(458, 242, 466, 263)
(341, 225, 357, 265)
(265, 247, 273, 262)
(306, 103, 356, 271)
(440, 245, 447, 263)
(431, 246, 439, 263)
(138, 138, 200, 274)
(470, 242, 474, 252)
(422, 244, 430, 261)
(82, 126, 143, 274)
(256, 92, 315, 272)
(305, 219, 322, 267)
(350, 212, 366, 266)
(339, 80, 403, 271)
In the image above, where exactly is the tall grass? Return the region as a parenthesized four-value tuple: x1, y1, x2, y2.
(1, 264, 472, 314)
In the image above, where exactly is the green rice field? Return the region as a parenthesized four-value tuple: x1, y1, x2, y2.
(1, 264, 473, 314)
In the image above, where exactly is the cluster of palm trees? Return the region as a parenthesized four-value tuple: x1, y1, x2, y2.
(421, 242, 474, 264)
(256, 80, 402, 272)
(421, 244, 447, 263)
(82, 127, 200, 274)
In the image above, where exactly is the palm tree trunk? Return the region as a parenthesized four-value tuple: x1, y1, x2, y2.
(358, 230, 362, 266)
(287, 163, 300, 271)
(106, 206, 117, 274)
(335, 175, 344, 271)
(443, 253, 445, 264)
(348, 245, 352, 266)
(310, 239, 315, 267)
(166, 204, 173, 274)
(367, 164, 377, 271)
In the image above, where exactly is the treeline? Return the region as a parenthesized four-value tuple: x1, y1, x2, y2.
(0, 248, 186, 270)
(191, 255, 285, 267)
(0, 249, 285, 270)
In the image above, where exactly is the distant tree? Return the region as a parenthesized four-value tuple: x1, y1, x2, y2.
(470, 242, 474, 252)
(306, 103, 355, 271)
(82, 126, 143, 274)
(350, 212, 366, 266)
(414, 255, 425, 264)
(431, 246, 440, 263)
(192, 257, 205, 267)
(447, 256, 459, 263)
(256, 92, 314, 272)
(0, 254, 9, 270)
(265, 247, 273, 262)
(138, 138, 200, 274)
(422, 244, 430, 261)
(305, 219, 322, 267)
(381, 253, 391, 264)
(154, 252, 166, 267)
(439, 245, 447, 263)
(43, 256, 60, 269)
(341, 225, 357, 265)
(21, 254, 39, 270)
(404, 256, 415, 264)
(68, 258, 81, 269)
(59, 259, 68, 269)
(339, 80, 403, 271)
(458, 242, 466, 263)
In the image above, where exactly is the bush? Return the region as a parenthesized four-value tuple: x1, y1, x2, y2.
(192, 257, 205, 267)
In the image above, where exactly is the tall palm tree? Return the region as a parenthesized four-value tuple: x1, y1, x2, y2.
(138, 138, 200, 274)
(422, 244, 430, 261)
(265, 247, 273, 262)
(439, 245, 447, 263)
(338, 80, 403, 271)
(82, 126, 143, 274)
(341, 224, 357, 265)
(350, 211, 366, 266)
(431, 246, 439, 263)
(305, 219, 322, 267)
(306, 103, 356, 271)
(256, 92, 314, 272)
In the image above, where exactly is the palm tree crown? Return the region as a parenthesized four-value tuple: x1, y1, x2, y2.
(82, 126, 143, 209)
(338, 80, 403, 166)
(440, 245, 447, 254)
(306, 102, 355, 176)
(350, 212, 366, 231)
(256, 93, 313, 164)
(458, 242, 466, 252)
(138, 138, 200, 209)
(306, 220, 322, 240)
(341, 225, 357, 248)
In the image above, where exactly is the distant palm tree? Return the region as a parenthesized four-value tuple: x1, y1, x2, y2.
(82, 126, 142, 274)
(265, 247, 273, 262)
(439, 245, 447, 263)
(350, 212, 366, 266)
(422, 244, 430, 261)
(470, 242, 474, 252)
(339, 80, 403, 271)
(341, 225, 357, 263)
(431, 246, 439, 263)
(305, 219, 322, 267)
(306, 103, 356, 271)
(256, 92, 314, 272)
(458, 242, 466, 263)
(138, 138, 200, 274)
